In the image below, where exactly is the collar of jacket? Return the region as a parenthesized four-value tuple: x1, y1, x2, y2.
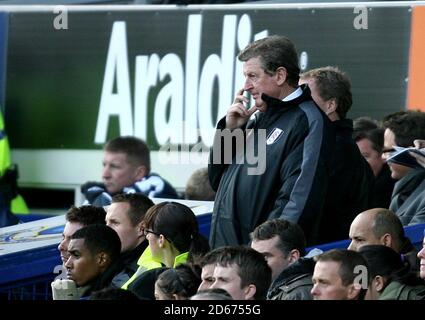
(332, 118, 354, 132)
(136, 246, 163, 268)
(269, 258, 315, 293)
(173, 251, 189, 267)
(260, 84, 313, 115)
(393, 168, 425, 195)
(118, 241, 148, 270)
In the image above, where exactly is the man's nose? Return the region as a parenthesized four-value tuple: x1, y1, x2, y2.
(102, 167, 111, 178)
(58, 240, 65, 252)
(244, 78, 253, 91)
(310, 284, 319, 296)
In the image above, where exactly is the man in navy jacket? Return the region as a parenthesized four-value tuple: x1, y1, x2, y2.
(208, 35, 335, 248)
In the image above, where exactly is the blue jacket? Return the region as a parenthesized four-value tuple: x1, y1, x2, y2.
(82, 173, 179, 207)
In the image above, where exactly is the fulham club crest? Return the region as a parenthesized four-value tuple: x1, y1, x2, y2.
(266, 128, 284, 145)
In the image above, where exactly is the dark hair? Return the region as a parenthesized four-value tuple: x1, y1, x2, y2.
(185, 168, 216, 201)
(382, 111, 425, 147)
(65, 205, 106, 226)
(250, 218, 306, 256)
(315, 249, 369, 293)
(238, 35, 300, 87)
(353, 117, 380, 133)
(359, 245, 423, 288)
(155, 264, 202, 299)
(198, 247, 228, 268)
(90, 287, 141, 300)
(111, 193, 154, 226)
(71, 224, 121, 262)
(300, 66, 352, 119)
(353, 128, 385, 153)
(191, 288, 233, 300)
(144, 202, 210, 263)
(105, 136, 151, 174)
(370, 208, 405, 252)
(214, 246, 271, 300)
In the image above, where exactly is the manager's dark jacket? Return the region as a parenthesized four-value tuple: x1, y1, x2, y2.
(208, 85, 335, 248)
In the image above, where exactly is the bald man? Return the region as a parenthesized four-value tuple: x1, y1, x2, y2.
(348, 208, 419, 271)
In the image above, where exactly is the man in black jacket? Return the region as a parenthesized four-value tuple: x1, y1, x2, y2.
(353, 126, 396, 209)
(300, 66, 374, 243)
(105, 193, 154, 287)
(250, 219, 314, 300)
(208, 35, 335, 248)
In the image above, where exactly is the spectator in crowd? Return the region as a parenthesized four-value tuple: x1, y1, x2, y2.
(311, 249, 368, 300)
(418, 230, 425, 280)
(300, 66, 374, 243)
(154, 264, 202, 300)
(209, 35, 335, 248)
(353, 116, 380, 134)
(250, 218, 314, 300)
(353, 125, 396, 208)
(105, 193, 154, 287)
(190, 288, 233, 300)
(348, 208, 419, 272)
(52, 224, 121, 299)
(185, 167, 216, 201)
(359, 245, 425, 300)
(209, 246, 272, 300)
(81, 136, 178, 207)
(127, 202, 209, 298)
(0, 110, 28, 227)
(382, 111, 425, 225)
(58, 205, 106, 265)
(198, 247, 226, 291)
(410, 139, 425, 168)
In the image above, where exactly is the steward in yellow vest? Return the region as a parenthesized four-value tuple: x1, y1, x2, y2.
(0, 110, 28, 226)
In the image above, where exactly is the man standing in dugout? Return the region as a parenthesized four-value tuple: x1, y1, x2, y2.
(208, 35, 335, 248)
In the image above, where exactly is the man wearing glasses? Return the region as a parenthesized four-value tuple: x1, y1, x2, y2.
(382, 110, 425, 226)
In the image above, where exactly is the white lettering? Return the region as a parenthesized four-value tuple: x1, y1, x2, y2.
(95, 22, 133, 144)
(53, 6, 68, 30)
(134, 54, 159, 140)
(184, 15, 202, 144)
(96, 15, 268, 150)
(198, 15, 237, 147)
(353, 6, 368, 30)
(154, 53, 184, 145)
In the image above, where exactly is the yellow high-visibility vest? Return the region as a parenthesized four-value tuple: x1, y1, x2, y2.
(0, 110, 29, 214)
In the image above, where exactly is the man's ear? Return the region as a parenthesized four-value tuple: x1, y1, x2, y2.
(136, 221, 145, 239)
(325, 98, 338, 115)
(380, 233, 393, 249)
(347, 282, 361, 300)
(244, 284, 257, 300)
(97, 252, 109, 268)
(134, 165, 147, 181)
(275, 66, 287, 86)
(288, 249, 300, 264)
